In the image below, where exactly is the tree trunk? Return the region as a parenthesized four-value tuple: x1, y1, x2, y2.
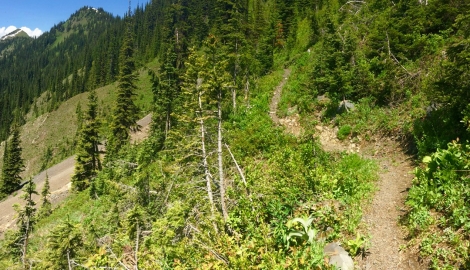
(244, 77, 250, 106)
(135, 221, 139, 270)
(22, 216, 30, 267)
(165, 103, 171, 139)
(218, 90, 229, 222)
(198, 88, 215, 217)
(224, 143, 247, 187)
(232, 86, 236, 112)
(94, 141, 101, 170)
(232, 39, 239, 111)
(67, 249, 72, 270)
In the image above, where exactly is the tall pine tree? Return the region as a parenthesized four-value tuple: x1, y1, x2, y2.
(151, 47, 180, 148)
(206, 35, 233, 222)
(1, 126, 24, 194)
(216, 0, 249, 111)
(108, 11, 140, 156)
(72, 90, 101, 191)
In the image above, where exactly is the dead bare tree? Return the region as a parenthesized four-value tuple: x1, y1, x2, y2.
(135, 221, 140, 270)
(197, 78, 217, 227)
(17, 180, 38, 268)
(218, 87, 229, 222)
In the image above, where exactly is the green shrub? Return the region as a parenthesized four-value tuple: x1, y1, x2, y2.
(405, 141, 470, 267)
(337, 125, 352, 140)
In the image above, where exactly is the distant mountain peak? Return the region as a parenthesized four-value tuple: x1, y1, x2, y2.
(0, 28, 30, 41)
(0, 26, 42, 39)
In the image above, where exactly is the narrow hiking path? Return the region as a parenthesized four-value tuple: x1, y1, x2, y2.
(317, 127, 422, 269)
(269, 71, 423, 269)
(359, 147, 422, 270)
(0, 114, 152, 236)
(269, 68, 291, 125)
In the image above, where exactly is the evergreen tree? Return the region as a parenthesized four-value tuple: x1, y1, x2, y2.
(72, 90, 101, 191)
(7, 179, 38, 266)
(1, 126, 24, 194)
(47, 216, 83, 269)
(16, 179, 38, 267)
(216, 0, 249, 111)
(151, 47, 180, 148)
(39, 172, 52, 218)
(180, 48, 217, 225)
(108, 14, 140, 156)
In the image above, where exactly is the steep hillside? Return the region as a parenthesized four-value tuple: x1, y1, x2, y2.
(0, 65, 154, 179)
(0, 113, 153, 237)
(0, 6, 119, 140)
(0, 0, 470, 269)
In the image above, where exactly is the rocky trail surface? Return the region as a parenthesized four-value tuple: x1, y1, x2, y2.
(270, 70, 423, 269)
(0, 113, 152, 236)
(317, 127, 422, 269)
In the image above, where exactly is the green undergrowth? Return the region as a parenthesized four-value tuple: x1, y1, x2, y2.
(276, 50, 428, 148)
(404, 141, 470, 269)
(277, 52, 317, 118)
(0, 62, 379, 268)
(332, 96, 424, 142)
(2, 136, 378, 269)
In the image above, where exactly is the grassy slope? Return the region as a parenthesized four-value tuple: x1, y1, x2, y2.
(0, 61, 155, 180)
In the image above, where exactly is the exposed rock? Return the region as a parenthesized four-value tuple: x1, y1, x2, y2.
(330, 253, 355, 270)
(324, 242, 349, 256)
(279, 114, 303, 136)
(324, 242, 354, 270)
(338, 100, 355, 113)
(425, 102, 442, 117)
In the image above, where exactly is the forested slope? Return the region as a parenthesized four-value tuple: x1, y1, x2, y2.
(0, 0, 470, 268)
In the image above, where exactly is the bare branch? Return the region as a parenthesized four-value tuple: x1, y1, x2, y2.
(107, 246, 131, 270)
(386, 31, 412, 76)
(194, 239, 229, 265)
(224, 143, 247, 187)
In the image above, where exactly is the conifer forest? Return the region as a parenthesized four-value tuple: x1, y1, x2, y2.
(0, 0, 470, 269)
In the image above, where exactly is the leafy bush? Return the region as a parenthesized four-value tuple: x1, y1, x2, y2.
(405, 141, 470, 268)
(412, 106, 468, 157)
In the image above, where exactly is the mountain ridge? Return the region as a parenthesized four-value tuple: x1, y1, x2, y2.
(0, 29, 30, 41)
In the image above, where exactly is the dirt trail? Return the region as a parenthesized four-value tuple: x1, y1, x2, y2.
(0, 113, 152, 236)
(316, 127, 422, 269)
(269, 71, 422, 269)
(269, 69, 291, 125)
(361, 151, 421, 269)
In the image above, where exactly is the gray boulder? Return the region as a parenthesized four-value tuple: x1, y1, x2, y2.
(338, 100, 355, 113)
(324, 242, 354, 270)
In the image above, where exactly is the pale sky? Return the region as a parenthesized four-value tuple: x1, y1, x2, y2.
(0, 0, 150, 38)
